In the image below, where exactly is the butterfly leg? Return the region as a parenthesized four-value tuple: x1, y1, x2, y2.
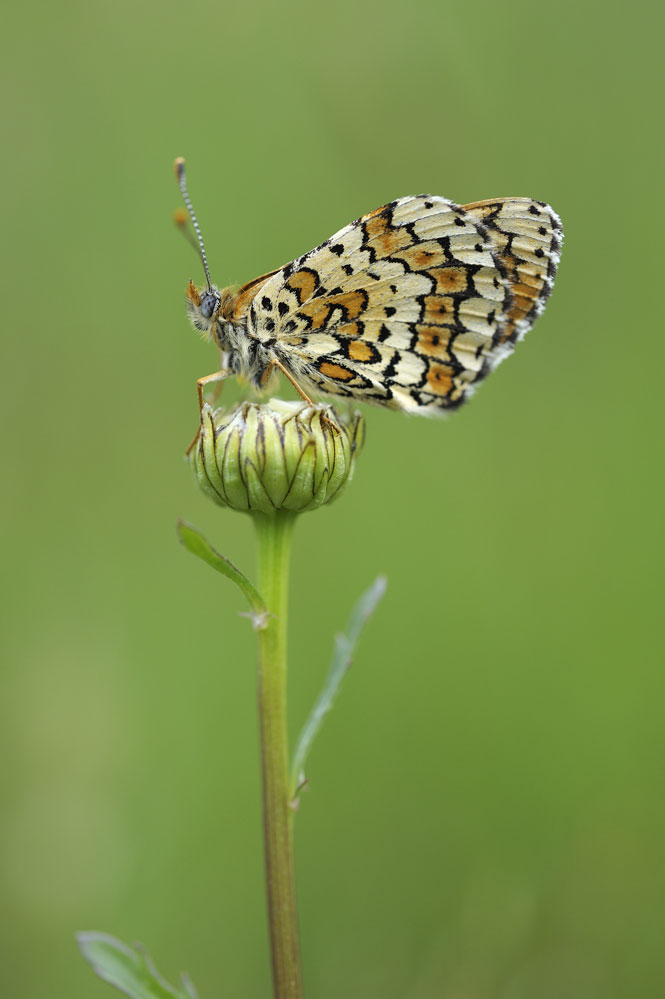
(197, 368, 232, 411)
(184, 369, 232, 456)
(265, 360, 341, 435)
(265, 358, 315, 405)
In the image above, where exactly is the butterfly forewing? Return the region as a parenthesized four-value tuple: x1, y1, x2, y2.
(242, 195, 561, 412)
(224, 268, 282, 322)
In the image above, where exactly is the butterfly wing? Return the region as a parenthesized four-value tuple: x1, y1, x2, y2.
(462, 198, 563, 348)
(222, 268, 283, 322)
(245, 195, 561, 411)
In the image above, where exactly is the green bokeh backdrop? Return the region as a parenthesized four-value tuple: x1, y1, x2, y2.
(2, 1, 663, 996)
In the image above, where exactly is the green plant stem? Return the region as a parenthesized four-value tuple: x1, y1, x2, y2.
(254, 511, 302, 999)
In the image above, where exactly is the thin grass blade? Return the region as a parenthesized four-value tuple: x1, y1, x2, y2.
(290, 575, 387, 801)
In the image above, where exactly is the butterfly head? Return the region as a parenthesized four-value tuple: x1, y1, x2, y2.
(186, 279, 222, 337)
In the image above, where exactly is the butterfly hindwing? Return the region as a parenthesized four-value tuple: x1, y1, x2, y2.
(462, 198, 563, 348)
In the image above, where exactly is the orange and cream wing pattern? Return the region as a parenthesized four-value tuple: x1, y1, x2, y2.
(462, 198, 562, 349)
(220, 268, 283, 323)
(245, 195, 562, 411)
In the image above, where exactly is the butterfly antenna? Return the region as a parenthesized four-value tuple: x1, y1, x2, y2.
(174, 157, 213, 291)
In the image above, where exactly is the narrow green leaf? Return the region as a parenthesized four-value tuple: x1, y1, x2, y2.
(176, 519, 268, 625)
(290, 575, 387, 800)
(77, 932, 195, 999)
(180, 973, 199, 999)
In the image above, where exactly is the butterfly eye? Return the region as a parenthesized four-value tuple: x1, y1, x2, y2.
(200, 292, 219, 320)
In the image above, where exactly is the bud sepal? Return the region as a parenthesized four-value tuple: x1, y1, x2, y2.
(191, 399, 364, 514)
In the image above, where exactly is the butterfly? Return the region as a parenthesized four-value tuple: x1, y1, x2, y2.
(175, 159, 562, 416)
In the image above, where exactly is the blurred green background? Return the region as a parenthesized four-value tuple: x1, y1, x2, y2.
(2, 1, 663, 996)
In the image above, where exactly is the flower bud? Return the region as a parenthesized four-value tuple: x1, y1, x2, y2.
(191, 400, 365, 514)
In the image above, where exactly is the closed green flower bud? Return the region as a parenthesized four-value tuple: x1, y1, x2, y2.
(191, 400, 365, 514)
